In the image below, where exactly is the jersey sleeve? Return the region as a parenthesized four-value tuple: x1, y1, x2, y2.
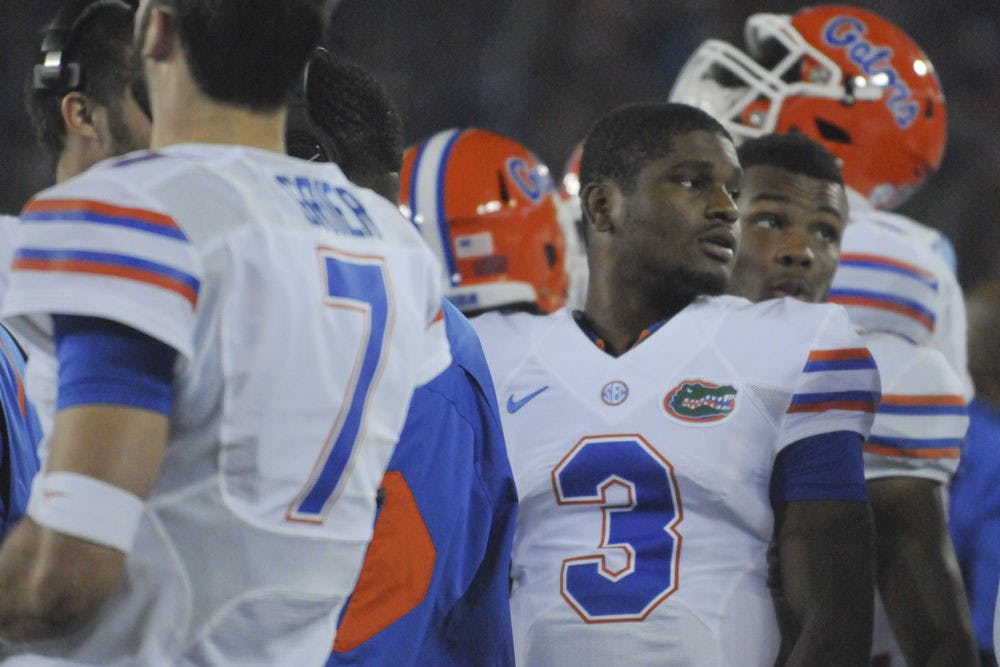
(769, 431, 867, 503)
(862, 334, 968, 483)
(777, 305, 880, 449)
(830, 223, 942, 347)
(830, 212, 973, 398)
(2, 170, 201, 362)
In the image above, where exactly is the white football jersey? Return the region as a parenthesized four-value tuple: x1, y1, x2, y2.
(863, 332, 968, 484)
(830, 193, 971, 397)
(473, 297, 879, 666)
(2, 144, 450, 665)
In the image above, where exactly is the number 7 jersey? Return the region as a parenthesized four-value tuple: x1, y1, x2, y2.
(472, 296, 879, 666)
(2, 144, 451, 665)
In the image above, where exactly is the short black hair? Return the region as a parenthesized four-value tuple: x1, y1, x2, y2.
(305, 53, 403, 179)
(579, 102, 732, 194)
(148, 0, 327, 111)
(737, 132, 843, 185)
(26, 1, 136, 167)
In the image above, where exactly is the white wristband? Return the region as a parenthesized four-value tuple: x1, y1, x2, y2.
(27, 472, 145, 553)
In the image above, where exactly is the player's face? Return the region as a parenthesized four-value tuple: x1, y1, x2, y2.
(615, 130, 741, 298)
(730, 165, 847, 303)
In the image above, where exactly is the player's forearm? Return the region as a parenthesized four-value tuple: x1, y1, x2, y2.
(877, 567, 979, 666)
(780, 599, 872, 666)
(775, 500, 876, 666)
(871, 477, 979, 666)
(921, 640, 982, 667)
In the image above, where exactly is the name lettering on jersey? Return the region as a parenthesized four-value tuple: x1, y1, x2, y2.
(663, 379, 737, 424)
(275, 175, 380, 238)
(822, 16, 919, 129)
(601, 380, 629, 406)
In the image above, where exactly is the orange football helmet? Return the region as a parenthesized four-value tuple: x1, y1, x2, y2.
(400, 128, 568, 314)
(670, 5, 946, 209)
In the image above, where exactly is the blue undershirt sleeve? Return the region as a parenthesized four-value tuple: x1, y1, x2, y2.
(769, 430, 868, 505)
(53, 315, 177, 415)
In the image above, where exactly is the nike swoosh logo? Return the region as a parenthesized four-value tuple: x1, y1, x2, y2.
(506, 385, 549, 414)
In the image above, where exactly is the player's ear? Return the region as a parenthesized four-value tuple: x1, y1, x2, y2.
(582, 181, 617, 234)
(141, 5, 178, 61)
(60, 92, 100, 142)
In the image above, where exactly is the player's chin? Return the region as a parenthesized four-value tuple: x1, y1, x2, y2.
(683, 265, 732, 298)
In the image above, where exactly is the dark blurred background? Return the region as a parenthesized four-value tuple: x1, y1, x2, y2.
(2, 0, 998, 288)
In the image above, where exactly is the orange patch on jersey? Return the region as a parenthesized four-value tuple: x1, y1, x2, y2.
(332, 471, 435, 653)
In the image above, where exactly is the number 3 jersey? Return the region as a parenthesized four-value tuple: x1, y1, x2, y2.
(1, 144, 451, 665)
(472, 296, 879, 666)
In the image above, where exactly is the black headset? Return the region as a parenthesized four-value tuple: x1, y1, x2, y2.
(33, 0, 134, 94)
(285, 47, 341, 163)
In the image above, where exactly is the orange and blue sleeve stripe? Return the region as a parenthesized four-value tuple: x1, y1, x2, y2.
(787, 390, 879, 414)
(827, 253, 938, 331)
(22, 199, 187, 241)
(837, 253, 938, 290)
(876, 393, 967, 416)
(864, 436, 962, 460)
(13, 248, 199, 309)
(864, 393, 967, 459)
(788, 348, 879, 414)
(15, 199, 198, 308)
(827, 288, 936, 332)
(802, 347, 877, 372)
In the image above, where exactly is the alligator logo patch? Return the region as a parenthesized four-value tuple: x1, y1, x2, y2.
(664, 380, 737, 423)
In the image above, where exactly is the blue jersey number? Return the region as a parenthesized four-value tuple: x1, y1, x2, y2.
(287, 248, 392, 523)
(553, 434, 682, 622)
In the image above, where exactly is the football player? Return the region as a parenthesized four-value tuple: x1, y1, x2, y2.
(731, 131, 977, 666)
(1, 0, 148, 548)
(669, 4, 971, 398)
(286, 48, 517, 665)
(473, 102, 879, 665)
(0, 1, 452, 663)
(400, 127, 569, 316)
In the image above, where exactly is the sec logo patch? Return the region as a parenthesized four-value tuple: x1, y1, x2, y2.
(663, 379, 736, 424)
(601, 381, 629, 406)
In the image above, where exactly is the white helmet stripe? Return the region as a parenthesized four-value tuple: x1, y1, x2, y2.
(409, 128, 464, 286)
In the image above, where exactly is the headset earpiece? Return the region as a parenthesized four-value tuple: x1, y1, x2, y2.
(33, 0, 133, 94)
(285, 47, 341, 163)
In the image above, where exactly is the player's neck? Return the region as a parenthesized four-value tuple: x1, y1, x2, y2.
(149, 96, 286, 154)
(582, 285, 686, 356)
